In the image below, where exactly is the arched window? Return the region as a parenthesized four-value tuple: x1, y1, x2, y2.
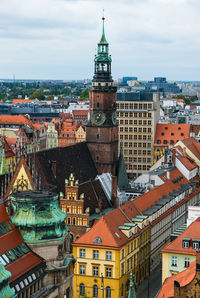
(106, 286, 111, 298)
(93, 285, 98, 297)
(80, 283, 85, 296)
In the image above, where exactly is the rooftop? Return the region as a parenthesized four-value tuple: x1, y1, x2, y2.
(162, 217, 200, 255)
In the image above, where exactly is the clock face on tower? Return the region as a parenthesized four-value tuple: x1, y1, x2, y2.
(92, 111, 106, 126)
(111, 111, 117, 125)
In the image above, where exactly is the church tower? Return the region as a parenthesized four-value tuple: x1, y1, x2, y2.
(86, 17, 118, 175)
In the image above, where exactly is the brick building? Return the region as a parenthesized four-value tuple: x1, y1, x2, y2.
(86, 17, 118, 175)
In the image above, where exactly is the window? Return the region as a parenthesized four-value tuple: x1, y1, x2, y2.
(106, 286, 111, 298)
(93, 250, 99, 259)
(80, 249, 85, 258)
(121, 262, 125, 275)
(93, 266, 99, 276)
(80, 265, 85, 275)
(172, 256, 177, 266)
(193, 242, 199, 250)
(183, 241, 189, 248)
(106, 251, 112, 260)
(93, 285, 98, 297)
(106, 267, 112, 278)
(80, 283, 85, 296)
(185, 257, 190, 268)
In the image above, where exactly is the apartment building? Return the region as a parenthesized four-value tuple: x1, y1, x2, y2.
(116, 92, 160, 177)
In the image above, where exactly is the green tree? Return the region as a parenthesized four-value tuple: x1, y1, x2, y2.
(79, 88, 89, 101)
(30, 90, 45, 100)
(46, 95, 54, 101)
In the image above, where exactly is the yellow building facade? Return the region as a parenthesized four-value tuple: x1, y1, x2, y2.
(162, 251, 196, 283)
(76, 125, 86, 143)
(73, 204, 151, 298)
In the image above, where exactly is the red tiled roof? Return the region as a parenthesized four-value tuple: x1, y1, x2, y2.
(59, 113, 72, 119)
(72, 110, 88, 116)
(59, 119, 77, 134)
(162, 218, 200, 255)
(133, 168, 189, 212)
(32, 123, 41, 131)
(179, 137, 200, 160)
(154, 124, 191, 146)
(173, 98, 185, 103)
(73, 201, 141, 248)
(176, 154, 197, 171)
(73, 168, 191, 249)
(157, 260, 196, 298)
(7, 252, 43, 282)
(12, 99, 34, 104)
(0, 115, 33, 128)
(0, 136, 15, 157)
(0, 203, 44, 283)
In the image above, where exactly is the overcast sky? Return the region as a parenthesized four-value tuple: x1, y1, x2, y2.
(0, 0, 199, 81)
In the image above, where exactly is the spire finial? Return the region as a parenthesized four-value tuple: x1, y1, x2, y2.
(102, 9, 105, 20)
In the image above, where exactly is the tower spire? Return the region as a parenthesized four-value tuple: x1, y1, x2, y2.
(100, 11, 107, 44)
(93, 15, 112, 83)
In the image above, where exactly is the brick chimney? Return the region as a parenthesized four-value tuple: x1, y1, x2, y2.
(51, 160, 56, 177)
(111, 175, 118, 208)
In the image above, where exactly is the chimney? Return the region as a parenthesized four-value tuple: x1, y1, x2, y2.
(98, 197, 103, 210)
(183, 147, 186, 157)
(111, 175, 118, 208)
(166, 170, 170, 180)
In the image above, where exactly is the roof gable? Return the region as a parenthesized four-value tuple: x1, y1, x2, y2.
(4, 156, 36, 199)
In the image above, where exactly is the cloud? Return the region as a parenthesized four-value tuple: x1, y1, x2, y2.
(0, 0, 199, 80)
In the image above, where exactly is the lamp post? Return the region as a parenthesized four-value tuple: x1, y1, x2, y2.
(101, 273, 104, 298)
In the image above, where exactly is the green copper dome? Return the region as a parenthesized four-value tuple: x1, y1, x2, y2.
(10, 190, 68, 243)
(0, 263, 16, 298)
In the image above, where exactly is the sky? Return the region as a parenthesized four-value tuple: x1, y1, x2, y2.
(0, 0, 199, 81)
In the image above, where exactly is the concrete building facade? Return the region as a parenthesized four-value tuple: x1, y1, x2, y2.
(116, 91, 160, 177)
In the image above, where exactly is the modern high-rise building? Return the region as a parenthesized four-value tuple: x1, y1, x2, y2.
(86, 17, 118, 176)
(116, 92, 160, 177)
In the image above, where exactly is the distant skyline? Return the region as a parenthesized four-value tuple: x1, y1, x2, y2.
(0, 0, 199, 81)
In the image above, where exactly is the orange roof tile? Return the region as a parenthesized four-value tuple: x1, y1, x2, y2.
(162, 218, 200, 255)
(32, 123, 41, 131)
(154, 124, 191, 147)
(73, 201, 141, 248)
(0, 115, 33, 128)
(157, 260, 196, 298)
(12, 99, 34, 104)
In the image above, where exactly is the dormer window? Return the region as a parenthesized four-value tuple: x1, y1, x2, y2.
(183, 238, 191, 248)
(93, 237, 102, 244)
(192, 240, 200, 250)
